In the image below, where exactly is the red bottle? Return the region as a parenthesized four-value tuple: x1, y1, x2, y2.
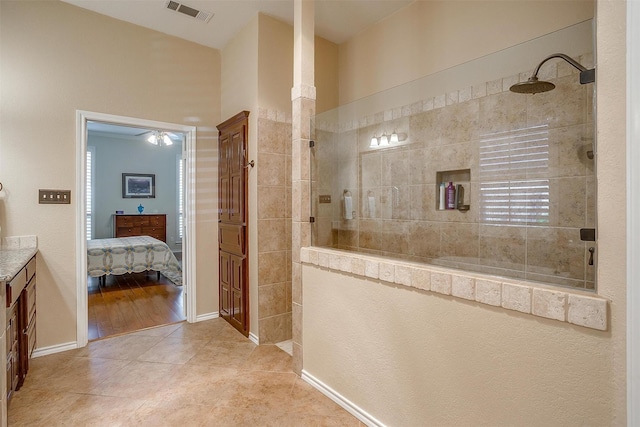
(446, 182, 456, 210)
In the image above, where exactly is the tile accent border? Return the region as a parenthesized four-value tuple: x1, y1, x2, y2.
(301, 247, 608, 331)
(258, 107, 292, 124)
(315, 52, 593, 134)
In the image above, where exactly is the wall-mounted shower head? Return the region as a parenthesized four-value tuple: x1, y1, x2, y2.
(509, 53, 595, 94)
(510, 76, 556, 94)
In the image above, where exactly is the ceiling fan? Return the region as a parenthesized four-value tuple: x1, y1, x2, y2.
(136, 130, 182, 146)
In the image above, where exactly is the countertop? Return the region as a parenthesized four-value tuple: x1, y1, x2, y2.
(0, 248, 38, 282)
(0, 235, 38, 282)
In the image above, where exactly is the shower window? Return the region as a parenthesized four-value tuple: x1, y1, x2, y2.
(310, 20, 596, 291)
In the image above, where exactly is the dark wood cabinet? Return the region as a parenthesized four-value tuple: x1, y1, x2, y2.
(5, 255, 36, 402)
(218, 111, 250, 337)
(113, 214, 166, 242)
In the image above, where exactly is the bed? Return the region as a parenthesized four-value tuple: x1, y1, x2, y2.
(87, 236, 181, 286)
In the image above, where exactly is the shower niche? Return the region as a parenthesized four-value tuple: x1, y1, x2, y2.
(436, 169, 470, 211)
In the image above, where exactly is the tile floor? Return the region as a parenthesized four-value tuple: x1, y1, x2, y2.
(8, 319, 362, 426)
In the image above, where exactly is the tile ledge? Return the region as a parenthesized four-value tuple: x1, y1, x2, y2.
(300, 247, 608, 332)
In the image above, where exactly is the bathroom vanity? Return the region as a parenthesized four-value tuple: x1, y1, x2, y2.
(0, 236, 38, 425)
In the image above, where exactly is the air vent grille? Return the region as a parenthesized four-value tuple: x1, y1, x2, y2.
(164, 1, 213, 23)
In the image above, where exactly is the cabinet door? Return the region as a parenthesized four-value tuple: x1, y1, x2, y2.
(6, 304, 19, 399)
(217, 112, 250, 337)
(218, 133, 230, 223)
(219, 251, 231, 319)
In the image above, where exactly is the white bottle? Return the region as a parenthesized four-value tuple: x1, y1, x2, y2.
(439, 183, 445, 210)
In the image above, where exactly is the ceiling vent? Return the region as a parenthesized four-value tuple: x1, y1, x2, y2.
(165, 1, 213, 23)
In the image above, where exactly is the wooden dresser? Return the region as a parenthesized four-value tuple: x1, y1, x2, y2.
(113, 214, 166, 242)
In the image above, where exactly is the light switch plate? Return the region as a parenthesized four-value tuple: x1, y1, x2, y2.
(319, 195, 332, 203)
(39, 189, 71, 204)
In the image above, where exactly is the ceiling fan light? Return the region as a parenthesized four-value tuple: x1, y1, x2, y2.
(147, 134, 158, 145)
(163, 134, 173, 145)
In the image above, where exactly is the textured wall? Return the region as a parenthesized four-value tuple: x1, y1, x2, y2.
(0, 1, 221, 346)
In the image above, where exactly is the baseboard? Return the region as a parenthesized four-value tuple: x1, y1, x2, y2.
(32, 342, 78, 358)
(195, 311, 219, 322)
(249, 332, 259, 345)
(301, 370, 385, 427)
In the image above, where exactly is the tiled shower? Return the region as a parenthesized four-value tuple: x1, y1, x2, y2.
(311, 22, 596, 290)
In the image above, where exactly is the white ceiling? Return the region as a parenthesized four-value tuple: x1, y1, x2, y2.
(62, 0, 413, 49)
(87, 122, 184, 143)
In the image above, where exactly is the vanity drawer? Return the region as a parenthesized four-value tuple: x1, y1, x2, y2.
(6, 269, 26, 309)
(25, 257, 36, 283)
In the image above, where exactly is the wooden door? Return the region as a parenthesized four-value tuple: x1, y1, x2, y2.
(218, 111, 250, 336)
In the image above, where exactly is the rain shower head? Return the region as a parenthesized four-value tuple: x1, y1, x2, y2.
(509, 53, 595, 94)
(509, 76, 556, 94)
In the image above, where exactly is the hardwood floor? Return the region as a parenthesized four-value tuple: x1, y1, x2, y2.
(88, 273, 185, 341)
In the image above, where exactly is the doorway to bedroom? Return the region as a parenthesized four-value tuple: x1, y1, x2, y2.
(77, 111, 197, 346)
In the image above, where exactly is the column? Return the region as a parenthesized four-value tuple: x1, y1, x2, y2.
(291, 0, 315, 375)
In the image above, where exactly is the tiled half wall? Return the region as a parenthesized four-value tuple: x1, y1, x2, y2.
(312, 52, 596, 290)
(301, 246, 608, 331)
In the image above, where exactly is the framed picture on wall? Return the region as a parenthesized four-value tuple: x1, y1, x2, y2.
(122, 173, 155, 198)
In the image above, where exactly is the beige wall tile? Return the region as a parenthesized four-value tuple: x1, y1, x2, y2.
(258, 251, 288, 286)
(378, 262, 395, 282)
(259, 313, 292, 344)
(259, 282, 288, 319)
(451, 275, 475, 300)
(501, 283, 532, 314)
(258, 219, 288, 253)
(532, 288, 566, 321)
(567, 294, 607, 331)
(258, 186, 288, 219)
(475, 279, 501, 306)
(410, 267, 430, 291)
(394, 265, 412, 287)
(431, 272, 452, 295)
(258, 153, 286, 186)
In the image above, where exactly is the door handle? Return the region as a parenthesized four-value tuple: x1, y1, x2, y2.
(244, 160, 255, 168)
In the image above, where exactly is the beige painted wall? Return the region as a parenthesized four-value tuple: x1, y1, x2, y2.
(338, 0, 595, 105)
(594, 0, 627, 420)
(304, 266, 614, 426)
(303, 0, 628, 424)
(315, 36, 339, 114)
(221, 15, 260, 336)
(258, 15, 294, 115)
(0, 1, 221, 347)
(257, 13, 339, 115)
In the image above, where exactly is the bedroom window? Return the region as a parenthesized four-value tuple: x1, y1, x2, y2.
(86, 146, 95, 240)
(177, 154, 184, 241)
